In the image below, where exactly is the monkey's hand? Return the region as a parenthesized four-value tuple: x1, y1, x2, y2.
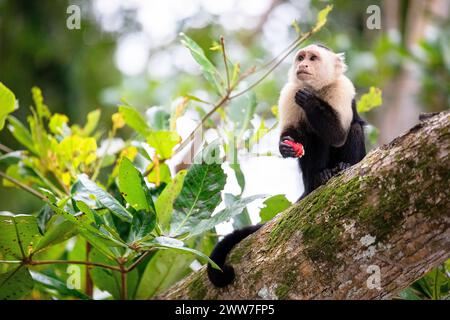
(279, 136, 305, 158)
(295, 89, 320, 111)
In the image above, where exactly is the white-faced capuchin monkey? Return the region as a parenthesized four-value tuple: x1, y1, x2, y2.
(207, 44, 367, 288)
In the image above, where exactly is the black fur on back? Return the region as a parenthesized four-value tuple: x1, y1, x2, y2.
(207, 224, 263, 287)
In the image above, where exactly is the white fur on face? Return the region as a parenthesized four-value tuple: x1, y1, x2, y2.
(288, 44, 347, 91)
(279, 45, 354, 136)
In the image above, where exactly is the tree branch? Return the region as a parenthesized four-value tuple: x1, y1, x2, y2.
(159, 111, 450, 300)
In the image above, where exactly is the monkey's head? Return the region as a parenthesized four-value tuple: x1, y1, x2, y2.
(288, 44, 347, 91)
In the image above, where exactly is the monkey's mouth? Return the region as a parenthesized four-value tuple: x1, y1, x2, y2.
(297, 70, 312, 76)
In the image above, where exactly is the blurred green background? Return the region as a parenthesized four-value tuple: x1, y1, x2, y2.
(1, 0, 449, 215)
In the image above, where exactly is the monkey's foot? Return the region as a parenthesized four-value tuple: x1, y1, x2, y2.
(316, 168, 334, 186)
(332, 162, 351, 175)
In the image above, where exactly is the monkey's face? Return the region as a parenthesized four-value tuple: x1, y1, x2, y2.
(289, 45, 347, 91)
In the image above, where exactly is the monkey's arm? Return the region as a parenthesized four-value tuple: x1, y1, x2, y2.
(295, 90, 348, 147)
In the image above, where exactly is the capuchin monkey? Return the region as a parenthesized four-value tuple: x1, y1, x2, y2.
(207, 44, 366, 288)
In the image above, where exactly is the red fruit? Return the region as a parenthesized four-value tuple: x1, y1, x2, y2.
(283, 140, 305, 158)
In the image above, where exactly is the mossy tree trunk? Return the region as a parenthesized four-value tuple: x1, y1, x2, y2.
(159, 112, 450, 300)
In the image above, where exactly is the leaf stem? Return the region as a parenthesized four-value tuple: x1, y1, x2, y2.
(173, 28, 315, 156)
(229, 31, 312, 99)
(28, 259, 121, 271)
(126, 250, 154, 273)
(0, 170, 48, 201)
(119, 263, 127, 300)
(220, 36, 231, 91)
(0, 143, 13, 153)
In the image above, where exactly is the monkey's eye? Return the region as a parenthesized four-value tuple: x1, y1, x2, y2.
(298, 55, 304, 61)
(310, 55, 317, 61)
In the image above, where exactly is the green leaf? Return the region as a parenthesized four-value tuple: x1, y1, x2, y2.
(0, 212, 42, 259)
(146, 162, 172, 185)
(170, 164, 226, 236)
(7, 116, 36, 153)
(80, 229, 120, 260)
(180, 33, 223, 95)
(89, 249, 121, 299)
(0, 151, 23, 169)
(291, 20, 302, 34)
(313, 5, 333, 32)
(155, 170, 187, 231)
(357, 87, 383, 113)
(135, 250, 193, 299)
(82, 109, 101, 136)
(398, 287, 423, 300)
(75, 200, 103, 226)
(148, 106, 170, 131)
(77, 174, 133, 223)
(0, 266, 33, 300)
(143, 236, 220, 269)
(185, 94, 212, 105)
(118, 105, 151, 136)
(188, 194, 264, 237)
(67, 236, 87, 292)
(118, 157, 153, 212)
(230, 62, 240, 87)
(228, 91, 257, 139)
(32, 87, 51, 119)
(229, 163, 245, 194)
(0, 82, 17, 131)
(146, 131, 181, 160)
(35, 216, 77, 252)
(129, 209, 156, 243)
(225, 194, 252, 229)
(30, 271, 91, 300)
(89, 249, 138, 299)
(259, 194, 291, 222)
(48, 113, 69, 135)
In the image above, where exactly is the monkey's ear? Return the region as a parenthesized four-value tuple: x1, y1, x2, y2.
(335, 52, 348, 73)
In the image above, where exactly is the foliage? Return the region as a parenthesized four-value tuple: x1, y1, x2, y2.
(0, 2, 446, 301)
(0, 8, 331, 296)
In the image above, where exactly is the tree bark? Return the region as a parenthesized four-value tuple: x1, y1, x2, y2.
(159, 111, 450, 300)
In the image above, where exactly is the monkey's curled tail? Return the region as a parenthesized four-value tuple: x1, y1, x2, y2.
(207, 224, 263, 287)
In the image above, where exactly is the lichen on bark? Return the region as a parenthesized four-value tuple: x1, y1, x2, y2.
(158, 111, 450, 300)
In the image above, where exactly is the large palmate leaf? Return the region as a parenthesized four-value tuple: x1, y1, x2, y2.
(134, 250, 193, 299)
(169, 164, 226, 236)
(118, 105, 151, 137)
(0, 82, 17, 131)
(0, 266, 33, 300)
(118, 157, 155, 213)
(188, 194, 265, 237)
(0, 212, 42, 259)
(77, 174, 133, 223)
(155, 170, 187, 231)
